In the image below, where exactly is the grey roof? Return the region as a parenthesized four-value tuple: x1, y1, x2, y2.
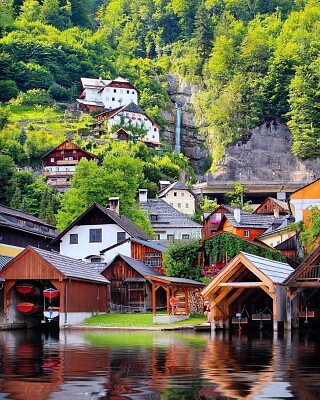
(51, 202, 151, 245)
(140, 199, 202, 229)
(104, 254, 162, 277)
(149, 275, 205, 286)
(241, 251, 294, 284)
(0, 205, 58, 238)
(257, 219, 291, 238)
(224, 213, 276, 229)
(158, 181, 195, 198)
(76, 99, 105, 107)
(30, 247, 109, 284)
(0, 255, 13, 271)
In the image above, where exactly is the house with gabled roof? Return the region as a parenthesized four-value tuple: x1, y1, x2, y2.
(217, 209, 282, 241)
(77, 76, 139, 113)
(290, 178, 320, 224)
(139, 195, 202, 241)
(253, 197, 290, 216)
(50, 201, 151, 261)
(0, 205, 58, 257)
(100, 237, 167, 274)
(101, 253, 163, 312)
(95, 102, 160, 147)
(201, 204, 235, 239)
(285, 245, 320, 330)
(157, 181, 197, 215)
(41, 139, 99, 192)
(0, 246, 110, 328)
(201, 251, 294, 331)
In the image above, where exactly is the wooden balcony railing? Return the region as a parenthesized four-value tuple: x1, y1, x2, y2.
(43, 170, 74, 177)
(56, 160, 79, 165)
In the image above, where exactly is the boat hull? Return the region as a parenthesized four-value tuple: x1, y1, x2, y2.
(16, 302, 42, 315)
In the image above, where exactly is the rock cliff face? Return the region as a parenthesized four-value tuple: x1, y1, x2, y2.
(161, 74, 208, 173)
(207, 120, 320, 184)
(162, 74, 320, 183)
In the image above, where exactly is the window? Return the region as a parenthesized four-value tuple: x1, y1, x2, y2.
(210, 213, 221, 222)
(112, 97, 115, 101)
(73, 150, 76, 154)
(170, 202, 173, 206)
(61, 150, 64, 154)
(244, 230, 250, 238)
(127, 90, 129, 94)
(114, 89, 116, 93)
(145, 252, 161, 267)
(156, 234, 161, 240)
(50, 157, 55, 162)
(91, 257, 101, 263)
(120, 89, 123, 94)
(181, 192, 185, 197)
(178, 203, 181, 208)
(182, 234, 190, 239)
(154, 127, 157, 131)
(186, 203, 189, 208)
(150, 214, 158, 221)
(167, 234, 174, 240)
(117, 231, 126, 242)
(70, 234, 78, 244)
(89, 229, 102, 242)
(174, 192, 177, 197)
(132, 91, 135, 94)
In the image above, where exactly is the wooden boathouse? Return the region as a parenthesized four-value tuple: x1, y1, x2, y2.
(146, 275, 205, 323)
(0, 246, 110, 328)
(201, 252, 294, 331)
(285, 246, 320, 330)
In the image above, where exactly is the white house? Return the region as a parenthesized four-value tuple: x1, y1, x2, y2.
(77, 77, 139, 112)
(50, 200, 151, 261)
(95, 102, 160, 146)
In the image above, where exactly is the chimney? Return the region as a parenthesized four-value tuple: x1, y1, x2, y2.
(274, 207, 279, 218)
(234, 208, 241, 223)
(139, 189, 148, 203)
(108, 197, 120, 215)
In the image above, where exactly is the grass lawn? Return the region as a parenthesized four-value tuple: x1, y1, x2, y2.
(84, 313, 207, 328)
(2, 104, 64, 122)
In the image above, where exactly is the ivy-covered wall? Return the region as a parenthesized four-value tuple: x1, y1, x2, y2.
(204, 233, 286, 264)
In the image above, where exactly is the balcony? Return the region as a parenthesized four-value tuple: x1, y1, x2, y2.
(43, 170, 74, 177)
(56, 159, 79, 165)
(48, 180, 71, 187)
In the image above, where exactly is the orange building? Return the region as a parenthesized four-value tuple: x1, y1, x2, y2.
(290, 178, 320, 226)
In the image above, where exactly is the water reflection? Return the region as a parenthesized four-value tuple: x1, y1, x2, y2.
(0, 328, 319, 399)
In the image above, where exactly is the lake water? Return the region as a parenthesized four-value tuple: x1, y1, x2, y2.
(0, 327, 319, 399)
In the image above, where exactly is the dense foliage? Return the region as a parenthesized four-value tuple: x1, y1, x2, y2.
(204, 232, 286, 263)
(163, 240, 202, 280)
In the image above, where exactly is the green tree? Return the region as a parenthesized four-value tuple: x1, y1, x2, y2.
(0, 154, 16, 205)
(300, 207, 320, 253)
(164, 239, 202, 280)
(224, 182, 252, 210)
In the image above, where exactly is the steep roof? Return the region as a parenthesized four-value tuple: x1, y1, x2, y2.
(81, 77, 139, 93)
(222, 213, 276, 229)
(50, 202, 151, 245)
(202, 204, 236, 223)
(0, 255, 12, 271)
(0, 205, 58, 238)
(2, 247, 109, 284)
(41, 139, 98, 160)
(253, 197, 289, 214)
(103, 254, 162, 277)
(284, 245, 320, 284)
(140, 199, 202, 229)
(241, 252, 294, 283)
(99, 237, 167, 255)
(290, 178, 320, 199)
(145, 275, 205, 287)
(158, 181, 196, 198)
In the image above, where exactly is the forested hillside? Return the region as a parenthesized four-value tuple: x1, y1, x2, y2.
(0, 0, 320, 227)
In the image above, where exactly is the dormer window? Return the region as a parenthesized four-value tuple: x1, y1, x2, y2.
(150, 214, 158, 221)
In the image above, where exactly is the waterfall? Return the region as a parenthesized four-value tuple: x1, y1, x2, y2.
(174, 106, 182, 153)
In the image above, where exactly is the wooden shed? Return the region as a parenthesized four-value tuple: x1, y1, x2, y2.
(0, 246, 110, 328)
(285, 246, 320, 330)
(201, 252, 294, 331)
(101, 253, 165, 312)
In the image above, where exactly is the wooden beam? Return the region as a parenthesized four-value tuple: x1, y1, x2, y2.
(219, 282, 266, 287)
(152, 282, 156, 315)
(212, 287, 233, 306)
(226, 288, 245, 307)
(294, 282, 320, 287)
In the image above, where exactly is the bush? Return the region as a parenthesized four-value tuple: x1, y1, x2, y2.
(48, 83, 71, 102)
(0, 80, 19, 102)
(10, 89, 53, 106)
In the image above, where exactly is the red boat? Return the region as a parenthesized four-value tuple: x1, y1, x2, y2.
(16, 283, 35, 296)
(43, 288, 59, 300)
(16, 302, 42, 315)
